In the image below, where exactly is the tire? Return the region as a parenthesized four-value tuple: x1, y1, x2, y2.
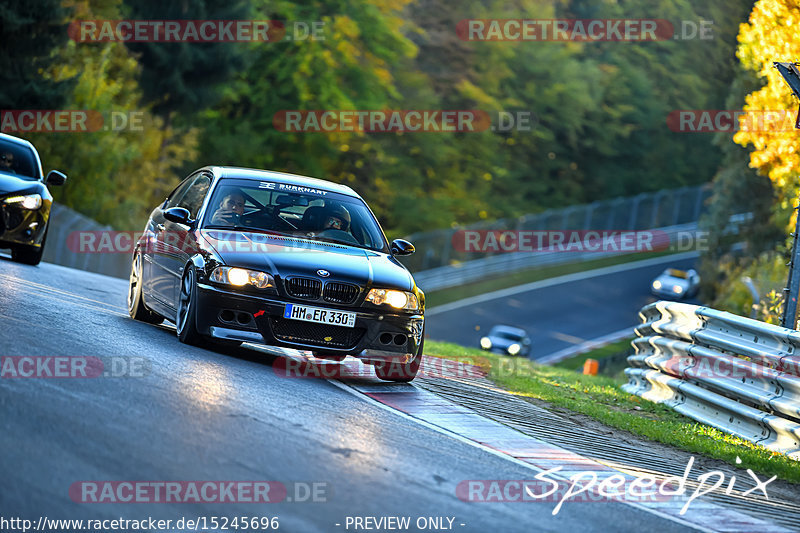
(11, 226, 47, 265)
(176, 266, 204, 346)
(128, 252, 164, 324)
(374, 333, 424, 383)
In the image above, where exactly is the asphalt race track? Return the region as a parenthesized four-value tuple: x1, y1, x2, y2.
(0, 257, 700, 532)
(426, 254, 700, 359)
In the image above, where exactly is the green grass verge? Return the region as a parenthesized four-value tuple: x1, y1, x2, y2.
(553, 337, 635, 377)
(426, 251, 677, 308)
(425, 339, 800, 483)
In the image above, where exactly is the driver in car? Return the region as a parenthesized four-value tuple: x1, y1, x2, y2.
(321, 204, 351, 232)
(210, 190, 246, 225)
(0, 152, 15, 173)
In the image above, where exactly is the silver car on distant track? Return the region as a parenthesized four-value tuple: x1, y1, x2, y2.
(479, 325, 531, 357)
(651, 268, 700, 300)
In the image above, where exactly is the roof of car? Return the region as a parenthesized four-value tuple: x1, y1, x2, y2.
(213, 166, 360, 198)
(0, 132, 44, 178)
(0, 132, 38, 151)
(489, 325, 528, 337)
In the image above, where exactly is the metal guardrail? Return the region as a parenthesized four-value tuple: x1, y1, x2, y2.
(622, 301, 800, 459)
(401, 185, 711, 272)
(41, 204, 130, 279)
(412, 212, 753, 293)
(412, 222, 702, 292)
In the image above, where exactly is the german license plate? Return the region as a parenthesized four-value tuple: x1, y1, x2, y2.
(283, 303, 356, 328)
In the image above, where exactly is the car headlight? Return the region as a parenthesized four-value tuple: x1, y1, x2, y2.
(480, 337, 492, 350)
(365, 288, 419, 311)
(673, 285, 683, 294)
(210, 266, 274, 289)
(5, 194, 42, 210)
(652, 280, 662, 290)
(507, 343, 521, 355)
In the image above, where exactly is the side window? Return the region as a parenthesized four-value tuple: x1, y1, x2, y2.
(165, 175, 196, 209)
(177, 174, 212, 218)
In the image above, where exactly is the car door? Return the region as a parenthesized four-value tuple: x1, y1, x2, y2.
(148, 172, 207, 309)
(142, 176, 195, 301)
(161, 172, 212, 306)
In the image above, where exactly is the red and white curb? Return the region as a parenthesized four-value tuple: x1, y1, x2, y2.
(319, 356, 789, 533)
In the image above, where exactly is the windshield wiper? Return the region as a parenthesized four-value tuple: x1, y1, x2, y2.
(310, 235, 375, 251)
(205, 224, 291, 236)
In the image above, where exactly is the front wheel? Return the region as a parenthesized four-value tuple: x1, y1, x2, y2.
(374, 334, 424, 383)
(128, 252, 164, 324)
(176, 267, 204, 346)
(11, 226, 47, 265)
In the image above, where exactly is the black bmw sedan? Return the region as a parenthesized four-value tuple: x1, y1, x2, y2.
(0, 133, 67, 265)
(128, 166, 425, 381)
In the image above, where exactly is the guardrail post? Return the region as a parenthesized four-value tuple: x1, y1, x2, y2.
(628, 195, 643, 230)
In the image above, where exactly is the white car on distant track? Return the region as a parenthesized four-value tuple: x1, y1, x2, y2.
(651, 268, 700, 300)
(479, 325, 531, 357)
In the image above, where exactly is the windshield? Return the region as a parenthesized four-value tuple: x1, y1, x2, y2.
(490, 328, 524, 341)
(666, 269, 689, 279)
(202, 179, 389, 252)
(0, 140, 38, 180)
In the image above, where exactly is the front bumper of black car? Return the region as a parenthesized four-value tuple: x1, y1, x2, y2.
(194, 282, 424, 363)
(0, 201, 47, 248)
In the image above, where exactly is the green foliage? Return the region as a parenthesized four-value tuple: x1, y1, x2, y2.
(121, 0, 251, 120)
(25, 0, 198, 229)
(0, 0, 75, 107)
(7, 0, 755, 236)
(706, 252, 788, 322)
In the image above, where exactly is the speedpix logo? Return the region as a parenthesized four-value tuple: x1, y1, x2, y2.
(457, 457, 775, 516)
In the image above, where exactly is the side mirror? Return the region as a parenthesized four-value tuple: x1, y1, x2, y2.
(164, 207, 193, 226)
(391, 238, 415, 256)
(45, 170, 67, 186)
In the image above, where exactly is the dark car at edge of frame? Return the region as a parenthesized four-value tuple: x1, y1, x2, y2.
(0, 132, 67, 265)
(127, 166, 425, 381)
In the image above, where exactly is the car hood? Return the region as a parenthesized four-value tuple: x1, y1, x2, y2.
(200, 230, 414, 290)
(0, 172, 41, 197)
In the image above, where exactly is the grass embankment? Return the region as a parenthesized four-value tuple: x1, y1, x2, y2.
(553, 337, 633, 377)
(425, 339, 800, 483)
